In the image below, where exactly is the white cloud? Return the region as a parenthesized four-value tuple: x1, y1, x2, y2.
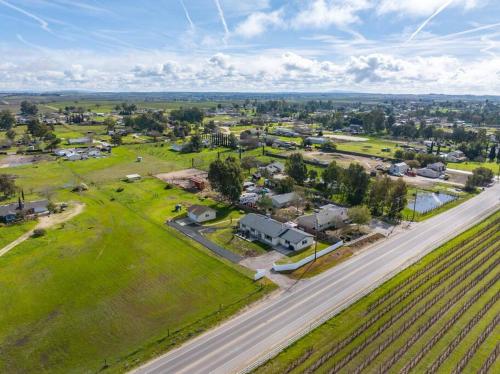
(0, 48, 499, 94)
(234, 9, 284, 38)
(291, 0, 372, 29)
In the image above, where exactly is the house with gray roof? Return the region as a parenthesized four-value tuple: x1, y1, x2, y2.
(239, 213, 313, 251)
(0, 200, 49, 223)
(271, 192, 298, 208)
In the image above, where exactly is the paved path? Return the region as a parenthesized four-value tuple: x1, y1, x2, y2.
(0, 202, 85, 258)
(134, 183, 499, 374)
(168, 220, 243, 263)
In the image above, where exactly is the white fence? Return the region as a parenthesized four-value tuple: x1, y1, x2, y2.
(272, 241, 344, 272)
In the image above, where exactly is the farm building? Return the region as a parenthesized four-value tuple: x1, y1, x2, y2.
(187, 205, 216, 223)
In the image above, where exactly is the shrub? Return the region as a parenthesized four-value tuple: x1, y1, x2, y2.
(116, 187, 124, 193)
(32, 228, 46, 238)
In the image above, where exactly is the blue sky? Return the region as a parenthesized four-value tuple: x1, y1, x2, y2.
(0, 0, 499, 94)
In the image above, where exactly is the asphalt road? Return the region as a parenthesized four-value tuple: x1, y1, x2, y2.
(135, 183, 500, 374)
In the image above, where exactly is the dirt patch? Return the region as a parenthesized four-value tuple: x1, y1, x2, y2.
(155, 168, 208, 190)
(0, 154, 52, 168)
(346, 232, 385, 251)
(324, 134, 369, 142)
(288, 246, 354, 279)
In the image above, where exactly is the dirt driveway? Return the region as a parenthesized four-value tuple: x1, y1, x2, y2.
(0, 202, 85, 258)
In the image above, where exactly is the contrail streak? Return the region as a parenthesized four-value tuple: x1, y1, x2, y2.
(407, 0, 453, 42)
(180, 0, 195, 29)
(0, 0, 50, 31)
(214, 0, 229, 36)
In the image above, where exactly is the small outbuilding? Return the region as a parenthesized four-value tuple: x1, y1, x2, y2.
(187, 205, 216, 223)
(126, 174, 141, 182)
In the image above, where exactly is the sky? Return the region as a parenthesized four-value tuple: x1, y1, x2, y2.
(0, 0, 499, 94)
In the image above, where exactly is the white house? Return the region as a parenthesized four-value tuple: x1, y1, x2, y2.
(297, 204, 348, 232)
(416, 168, 440, 179)
(389, 162, 409, 176)
(239, 213, 314, 251)
(187, 205, 216, 223)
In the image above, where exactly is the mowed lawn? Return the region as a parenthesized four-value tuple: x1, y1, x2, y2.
(446, 160, 499, 173)
(0, 185, 273, 373)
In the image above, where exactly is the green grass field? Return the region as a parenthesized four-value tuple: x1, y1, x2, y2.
(206, 227, 270, 257)
(0, 220, 37, 248)
(447, 160, 499, 173)
(335, 137, 402, 158)
(0, 143, 279, 373)
(0, 183, 275, 373)
(255, 211, 500, 374)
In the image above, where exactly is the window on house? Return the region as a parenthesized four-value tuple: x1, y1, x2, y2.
(302, 239, 308, 244)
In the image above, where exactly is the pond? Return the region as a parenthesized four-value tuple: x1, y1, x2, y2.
(408, 191, 458, 214)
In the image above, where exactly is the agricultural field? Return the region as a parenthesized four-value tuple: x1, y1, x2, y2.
(256, 211, 500, 374)
(0, 181, 274, 373)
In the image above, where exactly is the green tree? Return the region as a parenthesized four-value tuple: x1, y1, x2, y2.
(188, 134, 202, 152)
(103, 117, 117, 132)
(343, 163, 369, 205)
(488, 144, 496, 162)
(20, 101, 38, 116)
(6, 128, 16, 141)
(387, 179, 407, 219)
(228, 133, 239, 149)
(285, 152, 308, 185)
(322, 161, 342, 194)
(368, 176, 391, 216)
(111, 133, 123, 146)
(241, 156, 259, 173)
(27, 119, 49, 139)
(0, 174, 16, 197)
(275, 176, 295, 194)
(257, 196, 273, 212)
(208, 157, 244, 203)
(0, 109, 15, 130)
(348, 205, 371, 231)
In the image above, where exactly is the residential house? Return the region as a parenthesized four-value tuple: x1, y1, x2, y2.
(239, 213, 314, 251)
(297, 204, 348, 232)
(187, 205, 216, 223)
(389, 162, 409, 176)
(0, 200, 49, 223)
(271, 192, 298, 208)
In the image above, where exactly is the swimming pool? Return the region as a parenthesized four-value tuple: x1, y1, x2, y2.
(408, 192, 458, 214)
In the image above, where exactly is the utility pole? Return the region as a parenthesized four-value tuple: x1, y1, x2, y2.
(411, 188, 418, 223)
(314, 213, 319, 261)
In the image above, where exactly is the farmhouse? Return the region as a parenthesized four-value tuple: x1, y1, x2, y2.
(239, 213, 314, 251)
(297, 204, 348, 232)
(389, 162, 409, 176)
(187, 205, 216, 223)
(0, 200, 49, 223)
